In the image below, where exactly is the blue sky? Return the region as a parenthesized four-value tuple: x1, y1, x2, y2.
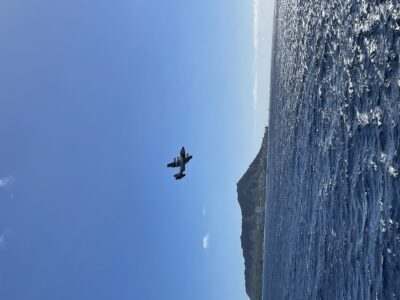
(0, 0, 273, 299)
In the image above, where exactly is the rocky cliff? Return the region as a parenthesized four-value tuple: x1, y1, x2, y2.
(237, 127, 268, 300)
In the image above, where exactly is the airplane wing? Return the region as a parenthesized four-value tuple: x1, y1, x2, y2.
(184, 155, 193, 163)
(167, 158, 180, 168)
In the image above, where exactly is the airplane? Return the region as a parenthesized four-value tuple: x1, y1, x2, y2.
(167, 147, 193, 180)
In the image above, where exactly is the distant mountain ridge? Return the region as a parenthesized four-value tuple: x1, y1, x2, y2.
(237, 127, 268, 300)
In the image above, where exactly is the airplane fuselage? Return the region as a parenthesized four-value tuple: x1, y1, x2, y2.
(167, 147, 192, 180)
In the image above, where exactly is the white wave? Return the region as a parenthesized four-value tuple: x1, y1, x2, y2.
(388, 166, 398, 177)
(356, 110, 369, 126)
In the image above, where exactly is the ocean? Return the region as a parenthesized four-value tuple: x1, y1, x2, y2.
(264, 1, 400, 299)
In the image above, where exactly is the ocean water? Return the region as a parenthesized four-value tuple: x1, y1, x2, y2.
(264, 1, 400, 299)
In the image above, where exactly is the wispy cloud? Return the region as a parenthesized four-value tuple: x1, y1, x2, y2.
(253, 0, 260, 52)
(0, 228, 12, 246)
(253, 0, 260, 111)
(0, 176, 14, 188)
(202, 233, 209, 249)
(202, 203, 207, 217)
(253, 71, 258, 110)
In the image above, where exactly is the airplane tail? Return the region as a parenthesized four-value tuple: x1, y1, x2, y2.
(174, 173, 186, 180)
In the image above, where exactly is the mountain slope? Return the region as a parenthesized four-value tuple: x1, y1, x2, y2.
(237, 127, 268, 300)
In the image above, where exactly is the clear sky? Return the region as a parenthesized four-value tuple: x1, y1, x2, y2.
(0, 0, 273, 299)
